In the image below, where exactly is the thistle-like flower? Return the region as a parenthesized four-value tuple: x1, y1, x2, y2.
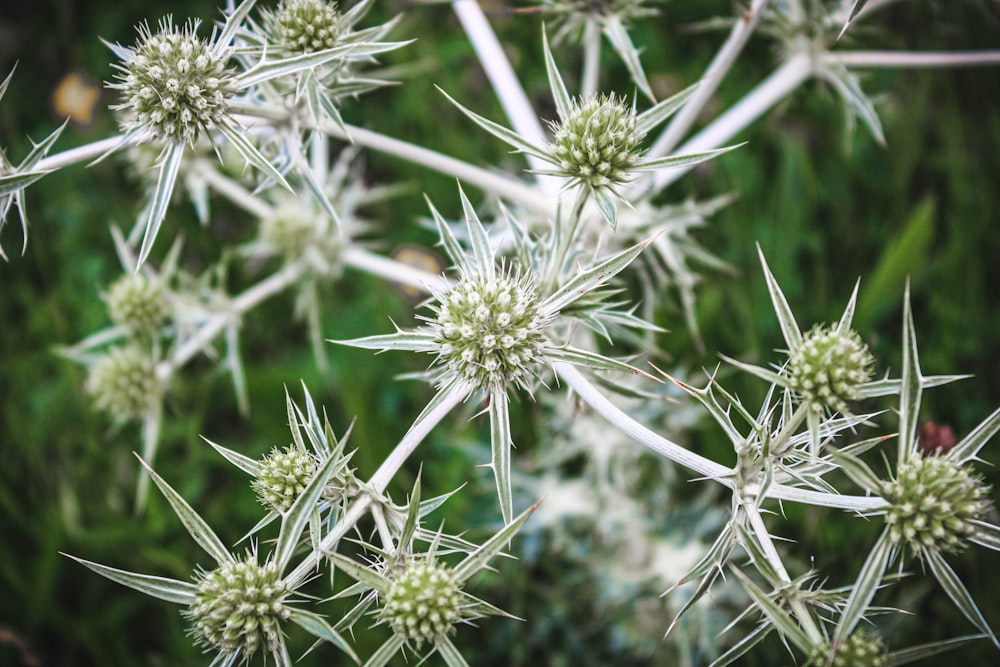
(252, 446, 319, 513)
(808, 629, 889, 667)
(65, 452, 357, 665)
(103, 0, 369, 267)
(105, 273, 173, 336)
(440, 29, 740, 227)
(330, 477, 536, 663)
(263, 0, 344, 55)
(336, 185, 654, 522)
(85, 344, 162, 420)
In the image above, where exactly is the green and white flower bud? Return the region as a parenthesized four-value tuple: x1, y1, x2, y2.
(550, 94, 641, 189)
(260, 203, 325, 259)
(252, 446, 318, 513)
(187, 557, 290, 658)
(264, 0, 343, 55)
(882, 455, 991, 555)
(787, 325, 874, 413)
(85, 345, 160, 419)
(113, 19, 236, 145)
(433, 267, 549, 390)
(382, 559, 462, 648)
(809, 630, 889, 667)
(106, 274, 172, 335)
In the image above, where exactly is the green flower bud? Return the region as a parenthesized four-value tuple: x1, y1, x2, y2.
(252, 446, 319, 513)
(186, 557, 289, 658)
(433, 267, 549, 390)
(85, 345, 160, 419)
(382, 559, 462, 648)
(809, 630, 889, 667)
(113, 19, 236, 145)
(550, 94, 641, 189)
(265, 0, 343, 55)
(106, 274, 172, 335)
(882, 455, 991, 555)
(260, 202, 332, 259)
(787, 325, 874, 413)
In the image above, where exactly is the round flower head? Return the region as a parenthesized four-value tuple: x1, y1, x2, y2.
(111, 18, 236, 145)
(809, 630, 888, 667)
(186, 556, 290, 658)
(432, 266, 550, 391)
(881, 455, 991, 555)
(264, 0, 343, 55)
(382, 559, 462, 648)
(106, 274, 172, 335)
(787, 325, 874, 413)
(85, 345, 160, 419)
(252, 446, 319, 513)
(260, 200, 340, 261)
(549, 93, 641, 189)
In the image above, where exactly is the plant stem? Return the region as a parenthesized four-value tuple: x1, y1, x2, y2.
(647, 0, 773, 157)
(34, 135, 134, 172)
(830, 51, 1000, 68)
(580, 20, 601, 100)
(645, 53, 813, 194)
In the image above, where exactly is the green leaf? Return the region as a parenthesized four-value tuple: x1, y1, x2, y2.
(829, 448, 884, 495)
(426, 194, 465, 268)
(947, 406, 1000, 464)
(203, 437, 261, 477)
(137, 142, 185, 269)
(216, 121, 292, 193)
(437, 87, 552, 162)
(453, 497, 537, 584)
(898, 283, 922, 465)
(710, 622, 772, 667)
(63, 554, 197, 605)
(968, 519, 1000, 552)
(926, 548, 999, 648)
(887, 635, 988, 666)
(543, 236, 652, 314)
(547, 345, 648, 379)
(213, 0, 259, 56)
(855, 197, 935, 329)
(437, 636, 471, 667)
(137, 456, 233, 566)
(398, 474, 422, 557)
(603, 17, 655, 105)
(487, 387, 513, 525)
(363, 634, 405, 667)
(275, 448, 342, 570)
(542, 26, 572, 121)
(332, 330, 438, 352)
(757, 245, 802, 350)
(730, 566, 812, 653)
(329, 552, 390, 591)
(0, 170, 47, 199)
(458, 183, 493, 276)
(832, 528, 894, 650)
(637, 144, 744, 172)
(288, 608, 360, 664)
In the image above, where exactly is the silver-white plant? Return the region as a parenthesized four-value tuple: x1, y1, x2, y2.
(3, 0, 999, 664)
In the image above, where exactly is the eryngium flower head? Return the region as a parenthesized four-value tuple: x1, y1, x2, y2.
(264, 0, 343, 55)
(549, 93, 641, 189)
(85, 345, 159, 419)
(382, 559, 462, 648)
(432, 267, 549, 391)
(111, 19, 236, 145)
(787, 325, 874, 413)
(252, 446, 318, 513)
(809, 630, 889, 667)
(186, 556, 290, 658)
(106, 274, 172, 335)
(881, 455, 991, 555)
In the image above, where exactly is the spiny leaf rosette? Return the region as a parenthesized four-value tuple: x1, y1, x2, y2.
(787, 325, 874, 413)
(809, 630, 889, 667)
(431, 266, 551, 391)
(550, 93, 641, 189)
(382, 559, 462, 648)
(111, 19, 236, 145)
(85, 345, 160, 419)
(881, 455, 991, 555)
(106, 274, 172, 335)
(264, 0, 343, 55)
(186, 557, 290, 658)
(252, 446, 318, 513)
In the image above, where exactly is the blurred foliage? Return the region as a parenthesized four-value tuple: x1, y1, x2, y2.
(1, 0, 999, 665)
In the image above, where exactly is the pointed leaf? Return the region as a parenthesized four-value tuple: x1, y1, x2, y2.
(926, 548, 1000, 648)
(710, 622, 772, 667)
(636, 144, 744, 172)
(757, 245, 802, 349)
(968, 520, 1000, 553)
(458, 183, 493, 276)
(836, 279, 862, 334)
(832, 528, 894, 649)
(830, 448, 884, 495)
(275, 448, 342, 570)
(603, 17, 655, 104)
(437, 87, 552, 162)
(426, 194, 465, 268)
(547, 345, 648, 378)
(948, 406, 1000, 464)
(137, 456, 233, 566)
(0, 170, 47, 198)
(887, 634, 987, 666)
(363, 634, 405, 667)
(213, 0, 259, 56)
(437, 636, 471, 667)
(332, 330, 438, 352)
(454, 498, 538, 584)
(288, 608, 360, 663)
(730, 566, 812, 653)
(488, 387, 513, 525)
(137, 143, 185, 268)
(64, 554, 197, 604)
(637, 81, 701, 135)
(898, 284, 922, 464)
(203, 437, 261, 477)
(216, 121, 291, 192)
(329, 552, 391, 591)
(592, 188, 618, 228)
(398, 474, 423, 557)
(543, 236, 652, 314)
(542, 26, 571, 121)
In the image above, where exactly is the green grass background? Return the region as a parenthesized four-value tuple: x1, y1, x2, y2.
(1, 0, 999, 665)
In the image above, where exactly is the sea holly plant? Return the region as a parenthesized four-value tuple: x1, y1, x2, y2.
(64, 451, 358, 666)
(336, 183, 658, 523)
